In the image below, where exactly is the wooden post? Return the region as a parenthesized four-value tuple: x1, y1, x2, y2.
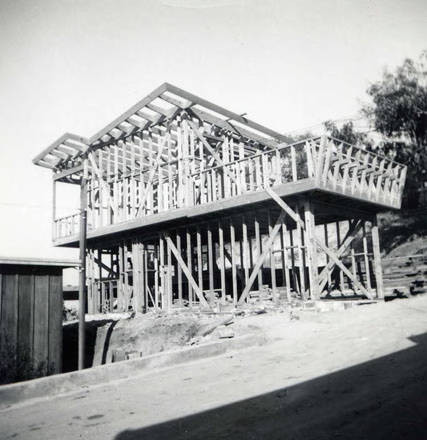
(362, 223, 372, 292)
(97, 249, 102, 313)
(336, 221, 345, 293)
(207, 226, 214, 294)
(167, 235, 172, 312)
(254, 214, 263, 290)
(52, 179, 56, 240)
(197, 228, 203, 297)
(268, 210, 277, 302)
(230, 219, 238, 306)
(218, 221, 226, 303)
(159, 235, 165, 310)
(186, 229, 193, 307)
(78, 159, 88, 370)
(304, 201, 319, 300)
(177, 232, 183, 306)
(297, 204, 306, 299)
(371, 215, 384, 299)
(281, 220, 292, 301)
(238, 211, 286, 305)
(242, 216, 249, 284)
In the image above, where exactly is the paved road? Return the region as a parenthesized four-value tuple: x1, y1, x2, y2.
(2, 297, 427, 439)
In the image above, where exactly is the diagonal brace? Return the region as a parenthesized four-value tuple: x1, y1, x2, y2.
(266, 187, 373, 299)
(238, 211, 285, 305)
(165, 234, 210, 308)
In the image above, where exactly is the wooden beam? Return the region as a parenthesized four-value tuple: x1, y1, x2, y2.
(266, 187, 373, 299)
(318, 220, 363, 292)
(371, 215, 384, 299)
(304, 200, 319, 300)
(238, 211, 285, 305)
(230, 219, 238, 306)
(135, 133, 169, 216)
(165, 234, 209, 307)
(188, 120, 240, 186)
(218, 221, 226, 302)
(165, 83, 287, 142)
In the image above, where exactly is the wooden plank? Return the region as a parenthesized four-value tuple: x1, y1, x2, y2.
(266, 187, 372, 299)
(318, 220, 363, 292)
(324, 223, 332, 289)
(165, 235, 209, 307)
(297, 204, 307, 299)
(336, 221, 345, 292)
(159, 236, 166, 310)
(186, 229, 193, 307)
(88, 83, 168, 144)
(242, 216, 249, 284)
(371, 215, 384, 299)
(230, 219, 238, 306)
(268, 210, 277, 302)
(176, 232, 183, 306)
(33, 275, 49, 375)
(1, 275, 18, 355)
(304, 201, 319, 300)
(218, 221, 226, 302)
(289, 227, 300, 296)
(48, 274, 63, 374)
(238, 211, 286, 305)
(167, 235, 172, 312)
(17, 274, 34, 363)
(136, 133, 169, 216)
(188, 107, 278, 149)
(197, 228, 203, 295)
(207, 227, 214, 293)
(363, 223, 372, 291)
(254, 214, 263, 289)
(154, 245, 159, 309)
(188, 121, 240, 187)
(165, 83, 287, 142)
(281, 220, 292, 301)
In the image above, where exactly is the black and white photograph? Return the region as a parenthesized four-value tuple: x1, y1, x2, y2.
(0, 0, 426, 438)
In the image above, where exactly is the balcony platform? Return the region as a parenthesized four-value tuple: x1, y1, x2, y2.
(54, 176, 396, 248)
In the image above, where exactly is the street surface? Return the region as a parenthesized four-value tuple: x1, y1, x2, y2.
(2, 296, 427, 439)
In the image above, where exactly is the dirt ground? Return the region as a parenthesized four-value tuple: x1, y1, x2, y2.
(2, 295, 427, 439)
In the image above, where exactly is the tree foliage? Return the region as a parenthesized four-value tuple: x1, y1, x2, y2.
(323, 120, 370, 147)
(363, 52, 427, 186)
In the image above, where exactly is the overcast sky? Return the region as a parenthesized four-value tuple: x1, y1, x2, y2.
(0, 0, 426, 274)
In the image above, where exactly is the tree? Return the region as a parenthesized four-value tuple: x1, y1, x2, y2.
(323, 120, 370, 147)
(363, 51, 427, 207)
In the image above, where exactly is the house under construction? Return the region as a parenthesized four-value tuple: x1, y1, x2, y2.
(33, 83, 407, 314)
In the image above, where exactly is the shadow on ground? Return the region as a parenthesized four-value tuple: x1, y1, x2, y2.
(62, 320, 117, 372)
(115, 332, 427, 440)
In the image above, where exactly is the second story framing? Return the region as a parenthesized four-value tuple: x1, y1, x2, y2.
(33, 83, 407, 245)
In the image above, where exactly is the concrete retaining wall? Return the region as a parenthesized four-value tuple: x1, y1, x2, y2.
(0, 333, 267, 411)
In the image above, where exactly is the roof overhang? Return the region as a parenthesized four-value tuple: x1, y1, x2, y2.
(32, 133, 89, 171)
(0, 256, 80, 267)
(33, 83, 290, 173)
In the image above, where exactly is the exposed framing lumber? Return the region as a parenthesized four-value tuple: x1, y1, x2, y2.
(371, 215, 384, 299)
(164, 234, 209, 308)
(188, 120, 240, 187)
(265, 187, 373, 299)
(238, 211, 286, 305)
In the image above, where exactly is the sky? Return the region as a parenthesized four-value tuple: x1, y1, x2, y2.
(0, 0, 426, 274)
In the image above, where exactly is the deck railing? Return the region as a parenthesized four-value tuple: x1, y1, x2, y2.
(53, 212, 80, 241)
(52, 136, 407, 241)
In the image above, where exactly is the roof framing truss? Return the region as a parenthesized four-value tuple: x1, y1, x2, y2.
(33, 83, 288, 183)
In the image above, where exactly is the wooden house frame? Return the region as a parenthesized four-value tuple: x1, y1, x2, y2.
(33, 83, 407, 314)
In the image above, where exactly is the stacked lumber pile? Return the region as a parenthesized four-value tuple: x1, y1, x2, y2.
(382, 254, 427, 298)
